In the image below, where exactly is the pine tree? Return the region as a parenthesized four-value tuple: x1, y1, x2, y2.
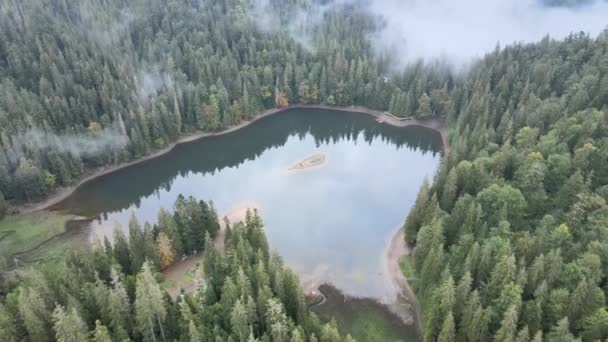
(135, 262, 167, 342)
(92, 320, 112, 342)
(547, 318, 577, 342)
(18, 288, 52, 342)
(582, 308, 608, 341)
(438, 312, 456, 342)
(404, 178, 431, 243)
(128, 214, 146, 274)
(231, 299, 249, 342)
(494, 305, 519, 342)
(188, 320, 201, 342)
(416, 93, 433, 119)
(52, 306, 90, 342)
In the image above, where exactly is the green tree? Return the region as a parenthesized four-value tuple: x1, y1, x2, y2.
(128, 214, 146, 273)
(92, 320, 112, 342)
(404, 178, 432, 243)
(582, 308, 608, 341)
(231, 299, 249, 342)
(135, 262, 167, 342)
(547, 318, 577, 342)
(416, 93, 433, 119)
(0, 191, 9, 219)
(52, 306, 90, 342)
(494, 305, 519, 342)
(438, 312, 456, 342)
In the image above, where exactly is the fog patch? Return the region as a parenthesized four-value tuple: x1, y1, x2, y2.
(252, 0, 608, 67)
(370, 0, 608, 67)
(8, 127, 128, 163)
(137, 66, 175, 104)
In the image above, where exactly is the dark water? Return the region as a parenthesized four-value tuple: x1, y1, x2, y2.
(55, 108, 440, 323)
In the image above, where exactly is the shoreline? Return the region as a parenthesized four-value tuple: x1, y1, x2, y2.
(14, 104, 447, 335)
(382, 225, 423, 332)
(163, 203, 260, 298)
(18, 104, 447, 214)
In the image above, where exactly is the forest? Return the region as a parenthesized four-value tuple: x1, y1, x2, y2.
(1, 0, 608, 341)
(0, 196, 351, 341)
(0, 0, 449, 204)
(404, 32, 608, 341)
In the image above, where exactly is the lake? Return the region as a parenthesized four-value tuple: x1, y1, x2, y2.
(55, 108, 442, 338)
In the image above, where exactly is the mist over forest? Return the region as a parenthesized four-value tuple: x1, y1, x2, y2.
(2, 0, 608, 341)
(254, 0, 608, 66)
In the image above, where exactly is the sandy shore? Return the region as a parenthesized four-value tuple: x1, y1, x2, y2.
(216, 202, 261, 253)
(163, 202, 261, 297)
(382, 225, 423, 331)
(18, 104, 446, 214)
(16, 103, 447, 332)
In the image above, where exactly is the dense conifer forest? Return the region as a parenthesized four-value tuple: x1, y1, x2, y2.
(0, 197, 350, 341)
(0, 0, 449, 204)
(404, 33, 608, 341)
(1, 0, 608, 341)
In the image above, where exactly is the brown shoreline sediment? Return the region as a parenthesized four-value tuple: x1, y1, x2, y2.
(18, 104, 447, 214)
(14, 104, 447, 336)
(383, 225, 423, 332)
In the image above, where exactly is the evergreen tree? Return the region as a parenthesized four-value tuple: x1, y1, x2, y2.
(135, 262, 167, 342)
(52, 306, 90, 342)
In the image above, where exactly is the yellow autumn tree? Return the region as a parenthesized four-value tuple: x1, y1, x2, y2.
(157, 232, 175, 270)
(277, 91, 289, 108)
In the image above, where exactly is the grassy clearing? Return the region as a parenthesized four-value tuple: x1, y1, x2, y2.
(400, 255, 418, 290)
(313, 284, 419, 342)
(20, 232, 80, 269)
(0, 211, 73, 259)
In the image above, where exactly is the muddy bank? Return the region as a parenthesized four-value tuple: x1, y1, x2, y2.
(312, 283, 420, 342)
(383, 225, 423, 332)
(18, 105, 446, 214)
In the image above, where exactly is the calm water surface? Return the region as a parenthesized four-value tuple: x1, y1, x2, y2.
(56, 109, 441, 302)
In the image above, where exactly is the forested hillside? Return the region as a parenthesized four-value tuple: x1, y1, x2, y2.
(405, 33, 608, 340)
(2, 0, 608, 341)
(0, 197, 350, 341)
(0, 0, 449, 203)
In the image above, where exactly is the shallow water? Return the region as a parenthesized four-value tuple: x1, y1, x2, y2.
(55, 108, 441, 303)
(313, 284, 420, 342)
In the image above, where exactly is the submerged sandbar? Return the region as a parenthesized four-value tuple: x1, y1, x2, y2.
(288, 153, 327, 171)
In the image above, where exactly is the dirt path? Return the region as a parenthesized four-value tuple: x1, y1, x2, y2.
(18, 104, 447, 214)
(162, 254, 204, 298)
(162, 203, 261, 298)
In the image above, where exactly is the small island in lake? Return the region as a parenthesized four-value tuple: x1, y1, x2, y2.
(288, 153, 327, 171)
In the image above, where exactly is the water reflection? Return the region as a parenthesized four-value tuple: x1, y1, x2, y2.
(55, 108, 441, 300)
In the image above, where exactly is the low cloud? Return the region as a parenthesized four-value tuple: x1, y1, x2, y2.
(252, 0, 608, 67)
(370, 0, 608, 66)
(137, 66, 175, 104)
(8, 127, 128, 163)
